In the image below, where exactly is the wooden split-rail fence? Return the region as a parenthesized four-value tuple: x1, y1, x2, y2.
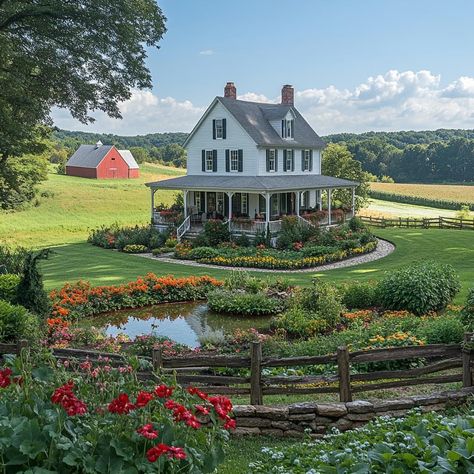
(2, 333, 474, 405)
(360, 215, 474, 230)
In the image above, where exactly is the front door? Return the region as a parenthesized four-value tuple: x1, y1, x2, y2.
(207, 192, 216, 213)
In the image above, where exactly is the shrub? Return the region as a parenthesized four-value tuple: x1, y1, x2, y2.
(165, 238, 178, 248)
(207, 289, 285, 316)
(233, 233, 251, 247)
(339, 280, 379, 310)
(461, 288, 474, 329)
(152, 247, 173, 256)
(273, 306, 327, 337)
(0, 355, 233, 473)
(0, 274, 21, 303)
(203, 220, 230, 246)
(348, 216, 365, 232)
(377, 261, 461, 315)
(0, 245, 28, 274)
(417, 315, 464, 344)
(123, 244, 148, 253)
(188, 247, 219, 260)
(0, 300, 39, 342)
(16, 250, 51, 318)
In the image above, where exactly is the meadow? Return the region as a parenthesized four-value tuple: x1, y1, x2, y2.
(370, 182, 474, 203)
(0, 163, 184, 248)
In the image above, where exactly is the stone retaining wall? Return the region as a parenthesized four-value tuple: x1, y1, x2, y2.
(230, 388, 474, 437)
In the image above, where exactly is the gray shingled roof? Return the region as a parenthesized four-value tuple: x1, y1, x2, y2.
(146, 174, 357, 192)
(118, 150, 139, 169)
(216, 97, 326, 148)
(66, 144, 114, 168)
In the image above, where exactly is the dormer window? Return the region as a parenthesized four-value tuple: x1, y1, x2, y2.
(213, 118, 226, 139)
(282, 119, 294, 139)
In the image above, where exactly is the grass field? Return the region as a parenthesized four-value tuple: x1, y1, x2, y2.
(0, 163, 184, 248)
(41, 228, 474, 303)
(370, 182, 474, 203)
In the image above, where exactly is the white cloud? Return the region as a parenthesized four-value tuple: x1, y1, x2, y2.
(52, 70, 474, 135)
(199, 49, 214, 56)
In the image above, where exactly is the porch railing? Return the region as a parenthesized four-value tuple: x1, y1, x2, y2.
(177, 216, 191, 242)
(230, 220, 267, 235)
(268, 220, 282, 234)
(296, 215, 315, 228)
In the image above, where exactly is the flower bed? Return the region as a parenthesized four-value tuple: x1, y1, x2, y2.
(0, 354, 233, 472)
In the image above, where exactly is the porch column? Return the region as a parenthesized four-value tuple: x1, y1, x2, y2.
(183, 190, 188, 219)
(328, 189, 332, 225)
(226, 192, 234, 230)
(318, 190, 323, 211)
(150, 188, 156, 224)
(296, 191, 300, 216)
(265, 192, 271, 233)
(351, 187, 356, 218)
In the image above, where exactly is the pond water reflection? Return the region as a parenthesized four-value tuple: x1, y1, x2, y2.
(81, 302, 270, 348)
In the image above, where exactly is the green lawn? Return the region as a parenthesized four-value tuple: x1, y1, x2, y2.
(0, 163, 184, 248)
(41, 228, 474, 303)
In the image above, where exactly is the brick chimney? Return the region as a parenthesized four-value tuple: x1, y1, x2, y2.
(224, 82, 237, 99)
(281, 84, 294, 105)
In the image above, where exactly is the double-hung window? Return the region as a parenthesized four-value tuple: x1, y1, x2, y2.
(282, 119, 294, 139)
(230, 150, 239, 172)
(303, 150, 311, 171)
(268, 149, 276, 172)
(285, 150, 293, 171)
(241, 193, 248, 215)
(205, 150, 214, 172)
(214, 119, 223, 139)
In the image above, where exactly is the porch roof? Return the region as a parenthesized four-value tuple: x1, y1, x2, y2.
(146, 174, 358, 192)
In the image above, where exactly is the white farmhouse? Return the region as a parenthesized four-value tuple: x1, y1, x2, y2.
(146, 83, 357, 240)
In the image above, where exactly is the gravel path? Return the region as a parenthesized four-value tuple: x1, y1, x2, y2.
(134, 238, 395, 274)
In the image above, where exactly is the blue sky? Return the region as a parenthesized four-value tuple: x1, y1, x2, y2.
(53, 0, 474, 135)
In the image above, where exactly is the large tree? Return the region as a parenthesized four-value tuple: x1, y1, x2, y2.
(322, 143, 370, 210)
(0, 0, 167, 164)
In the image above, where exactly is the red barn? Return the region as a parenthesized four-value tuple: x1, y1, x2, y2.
(66, 141, 140, 179)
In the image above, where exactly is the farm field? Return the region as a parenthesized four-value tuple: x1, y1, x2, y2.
(370, 182, 474, 203)
(40, 228, 474, 303)
(0, 163, 184, 248)
(359, 198, 472, 218)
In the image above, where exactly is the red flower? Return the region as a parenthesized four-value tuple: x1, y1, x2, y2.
(51, 381, 88, 416)
(154, 384, 174, 398)
(187, 386, 208, 401)
(137, 423, 158, 440)
(135, 391, 154, 408)
(0, 367, 12, 388)
(195, 405, 210, 415)
(108, 393, 135, 414)
(208, 395, 233, 420)
(223, 416, 236, 430)
(147, 443, 169, 462)
(167, 446, 186, 460)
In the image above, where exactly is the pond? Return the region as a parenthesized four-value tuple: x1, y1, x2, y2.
(79, 302, 271, 348)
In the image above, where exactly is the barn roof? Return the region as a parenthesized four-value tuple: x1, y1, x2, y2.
(118, 150, 139, 169)
(66, 144, 114, 168)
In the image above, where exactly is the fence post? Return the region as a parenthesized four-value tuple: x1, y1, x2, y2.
(439, 216, 442, 228)
(462, 333, 473, 388)
(16, 339, 28, 355)
(337, 346, 352, 402)
(152, 348, 163, 372)
(250, 342, 263, 405)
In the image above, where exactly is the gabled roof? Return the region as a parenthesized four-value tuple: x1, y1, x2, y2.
(146, 174, 357, 192)
(184, 96, 326, 149)
(118, 150, 139, 169)
(66, 144, 114, 168)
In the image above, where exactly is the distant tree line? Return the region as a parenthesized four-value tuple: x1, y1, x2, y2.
(325, 130, 474, 183)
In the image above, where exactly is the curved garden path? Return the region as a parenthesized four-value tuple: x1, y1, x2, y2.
(136, 238, 395, 274)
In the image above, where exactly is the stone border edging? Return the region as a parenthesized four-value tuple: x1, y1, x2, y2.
(229, 387, 474, 437)
(134, 238, 395, 273)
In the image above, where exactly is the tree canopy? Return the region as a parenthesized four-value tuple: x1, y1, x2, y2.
(0, 0, 167, 163)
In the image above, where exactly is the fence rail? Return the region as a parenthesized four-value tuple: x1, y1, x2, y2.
(2, 335, 473, 404)
(360, 215, 474, 230)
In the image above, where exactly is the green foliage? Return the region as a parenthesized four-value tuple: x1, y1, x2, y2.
(0, 274, 21, 303)
(0, 245, 29, 274)
(377, 261, 461, 315)
(122, 244, 148, 254)
(128, 146, 149, 163)
(461, 288, 474, 329)
(276, 216, 315, 249)
(233, 233, 251, 247)
(456, 204, 472, 219)
(251, 408, 474, 473)
(417, 315, 465, 344)
(203, 220, 231, 246)
(15, 250, 51, 318)
(339, 280, 379, 310)
(0, 299, 39, 342)
(188, 247, 220, 260)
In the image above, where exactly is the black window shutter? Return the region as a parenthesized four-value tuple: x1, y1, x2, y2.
(200, 192, 205, 212)
(291, 150, 295, 171)
(275, 149, 278, 171)
(222, 119, 227, 139)
(283, 150, 287, 172)
(301, 150, 305, 171)
(281, 120, 284, 137)
(266, 149, 270, 172)
(238, 149, 243, 172)
(310, 150, 313, 171)
(212, 120, 216, 139)
(202, 150, 205, 172)
(225, 149, 230, 172)
(212, 150, 217, 172)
